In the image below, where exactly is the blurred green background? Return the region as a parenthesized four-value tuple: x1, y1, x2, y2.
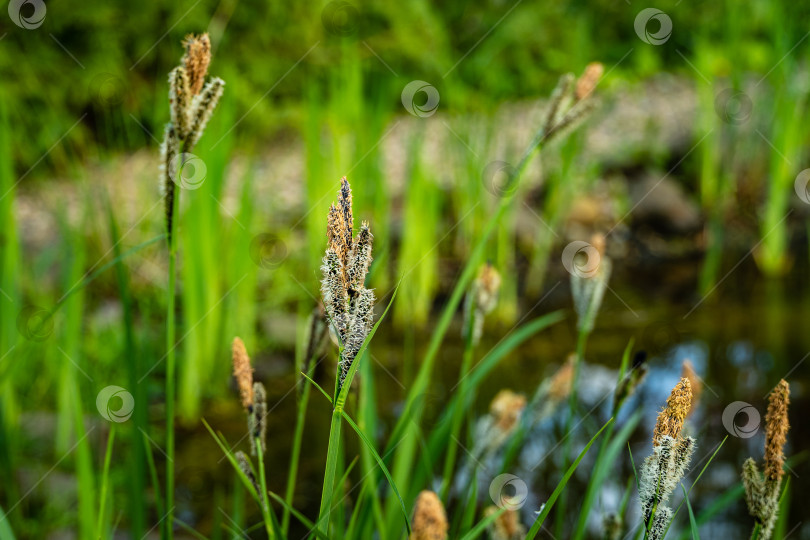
(2, 0, 810, 537)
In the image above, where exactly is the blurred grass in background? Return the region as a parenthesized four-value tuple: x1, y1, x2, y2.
(2, 0, 810, 536)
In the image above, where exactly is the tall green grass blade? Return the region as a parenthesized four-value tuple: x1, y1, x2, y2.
(316, 286, 397, 536)
(0, 504, 15, 540)
(459, 506, 506, 540)
(571, 409, 641, 540)
(340, 409, 411, 535)
(674, 484, 743, 540)
(525, 418, 614, 539)
(106, 191, 146, 537)
(142, 430, 164, 519)
(96, 425, 116, 539)
(681, 484, 700, 539)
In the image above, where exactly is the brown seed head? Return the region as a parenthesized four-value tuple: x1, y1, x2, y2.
(410, 490, 448, 540)
(680, 360, 702, 417)
(232, 337, 254, 409)
(652, 378, 692, 446)
(485, 506, 525, 540)
(182, 33, 211, 95)
(575, 62, 604, 101)
(327, 203, 351, 268)
(764, 379, 790, 482)
(548, 355, 574, 402)
(474, 263, 502, 315)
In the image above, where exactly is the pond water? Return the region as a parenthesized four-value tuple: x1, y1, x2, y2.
(181, 251, 810, 539)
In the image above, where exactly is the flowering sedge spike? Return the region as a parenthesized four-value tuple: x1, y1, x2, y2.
(248, 382, 268, 456)
(764, 380, 790, 483)
(409, 490, 448, 540)
(231, 337, 254, 410)
(158, 33, 224, 244)
(182, 33, 211, 95)
(485, 506, 526, 540)
(743, 379, 790, 540)
(571, 233, 611, 334)
(462, 263, 501, 346)
(652, 378, 692, 446)
(542, 73, 575, 136)
(681, 360, 702, 417)
(186, 77, 225, 150)
(159, 124, 179, 242)
(169, 67, 191, 140)
(540, 62, 601, 145)
(320, 177, 375, 392)
(639, 378, 695, 539)
(574, 62, 604, 101)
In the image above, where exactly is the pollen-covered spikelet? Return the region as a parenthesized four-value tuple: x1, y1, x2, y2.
(652, 378, 692, 445)
(764, 379, 789, 483)
(232, 337, 254, 409)
(575, 62, 604, 101)
(639, 379, 696, 539)
(409, 490, 448, 540)
(169, 66, 191, 140)
(182, 33, 211, 95)
(742, 379, 790, 540)
(320, 177, 375, 391)
(186, 77, 225, 150)
(680, 360, 701, 417)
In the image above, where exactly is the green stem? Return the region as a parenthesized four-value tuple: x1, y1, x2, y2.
(96, 424, 116, 539)
(164, 187, 180, 540)
(282, 365, 315, 535)
(256, 437, 275, 539)
(317, 408, 343, 536)
(439, 308, 477, 501)
(556, 327, 588, 537)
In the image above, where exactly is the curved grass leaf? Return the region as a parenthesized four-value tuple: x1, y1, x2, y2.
(525, 418, 614, 539)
